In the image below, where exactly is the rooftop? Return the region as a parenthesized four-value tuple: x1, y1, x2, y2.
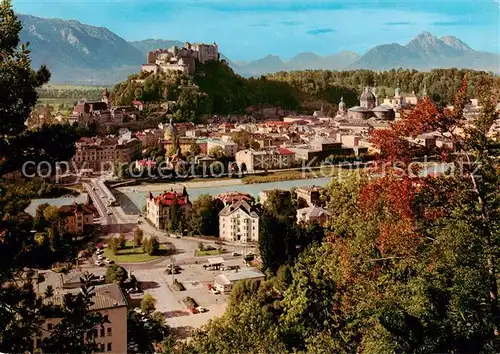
(43, 283, 127, 312)
(214, 267, 265, 285)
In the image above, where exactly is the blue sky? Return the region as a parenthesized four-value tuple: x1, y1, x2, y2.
(13, 0, 500, 61)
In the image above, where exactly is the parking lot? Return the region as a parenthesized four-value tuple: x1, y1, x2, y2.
(132, 257, 247, 331)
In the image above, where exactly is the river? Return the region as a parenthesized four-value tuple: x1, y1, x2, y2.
(115, 177, 333, 214)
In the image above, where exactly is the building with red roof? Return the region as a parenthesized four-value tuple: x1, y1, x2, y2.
(216, 192, 253, 206)
(145, 187, 191, 229)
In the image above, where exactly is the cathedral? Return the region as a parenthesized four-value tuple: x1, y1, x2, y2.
(162, 119, 197, 159)
(335, 83, 425, 121)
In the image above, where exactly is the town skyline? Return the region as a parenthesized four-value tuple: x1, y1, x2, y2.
(13, 0, 500, 61)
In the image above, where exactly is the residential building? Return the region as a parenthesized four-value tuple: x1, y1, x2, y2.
(213, 268, 265, 294)
(34, 283, 127, 354)
(68, 89, 138, 127)
(295, 186, 326, 207)
(146, 188, 191, 229)
(206, 139, 238, 157)
(258, 189, 290, 205)
(216, 192, 253, 206)
(235, 148, 295, 172)
(219, 200, 260, 243)
(135, 129, 163, 149)
(72, 135, 141, 172)
(57, 203, 96, 234)
(296, 205, 331, 225)
(135, 159, 157, 171)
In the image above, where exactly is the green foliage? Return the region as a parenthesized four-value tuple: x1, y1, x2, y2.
(267, 68, 499, 106)
(107, 237, 119, 255)
(141, 293, 157, 314)
(40, 273, 108, 353)
(142, 236, 160, 256)
(117, 232, 126, 249)
(187, 194, 224, 236)
(105, 264, 127, 284)
(0, 0, 50, 137)
(133, 227, 144, 246)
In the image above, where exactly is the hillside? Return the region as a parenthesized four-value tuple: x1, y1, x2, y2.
(19, 14, 143, 84)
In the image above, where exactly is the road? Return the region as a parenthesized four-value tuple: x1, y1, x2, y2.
(84, 173, 257, 267)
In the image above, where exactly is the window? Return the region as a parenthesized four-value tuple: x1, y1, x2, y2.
(100, 343, 105, 352)
(107, 343, 112, 352)
(100, 327, 105, 337)
(107, 327, 112, 336)
(47, 323, 53, 331)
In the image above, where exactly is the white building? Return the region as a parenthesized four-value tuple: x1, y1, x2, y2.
(213, 267, 265, 294)
(219, 200, 260, 243)
(296, 205, 331, 225)
(235, 148, 295, 172)
(206, 139, 238, 157)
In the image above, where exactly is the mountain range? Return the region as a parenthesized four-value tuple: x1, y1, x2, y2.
(18, 14, 500, 84)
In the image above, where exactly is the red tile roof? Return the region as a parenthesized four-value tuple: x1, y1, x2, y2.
(151, 191, 190, 206)
(277, 148, 295, 156)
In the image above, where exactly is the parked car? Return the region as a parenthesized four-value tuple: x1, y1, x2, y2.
(104, 258, 114, 264)
(95, 249, 104, 255)
(107, 211, 113, 215)
(133, 307, 143, 315)
(94, 260, 104, 267)
(211, 288, 220, 295)
(231, 252, 240, 256)
(97, 254, 105, 260)
(196, 306, 208, 313)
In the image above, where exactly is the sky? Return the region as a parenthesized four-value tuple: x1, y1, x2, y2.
(13, 0, 500, 61)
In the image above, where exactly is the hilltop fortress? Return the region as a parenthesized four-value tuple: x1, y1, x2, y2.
(141, 42, 219, 76)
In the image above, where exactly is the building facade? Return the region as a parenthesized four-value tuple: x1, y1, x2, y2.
(35, 283, 127, 354)
(141, 42, 219, 76)
(146, 189, 191, 229)
(72, 135, 141, 172)
(219, 200, 260, 243)
(296, 205, 331, 225)
(235, 148, 295, 172)
(57, 203, 96, 234)
(295, 186, 326, 207)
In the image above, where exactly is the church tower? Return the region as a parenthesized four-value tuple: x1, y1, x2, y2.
(102, 88, 111, 109)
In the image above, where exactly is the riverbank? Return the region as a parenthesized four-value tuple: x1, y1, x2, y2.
(119, 178, 245, 193)
(118, 167, 348, 193)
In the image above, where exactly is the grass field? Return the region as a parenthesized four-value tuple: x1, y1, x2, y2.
(104, 241, 166, 263)
(241, 166, 344, 184)
(195, 249, 224, 257)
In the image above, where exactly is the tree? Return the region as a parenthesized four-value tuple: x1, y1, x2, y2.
(43, 205, 59, 223)
(190, 142, 202, 156)
(142, 236, 160, 256)
(107, 237, 119, 255)
(188, 194, 223, 236)
(0, 0, 50, 138)
(141, 293, 157, 314)
(208, 146, 224, 159)
(105, 265, 127, 285)
(117, 232, 126, 249)
(133, 227, 144, 246)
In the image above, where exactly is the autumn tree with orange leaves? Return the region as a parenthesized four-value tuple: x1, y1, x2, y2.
(181, 79, 500, 354)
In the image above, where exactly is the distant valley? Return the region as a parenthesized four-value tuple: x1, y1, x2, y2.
(19, 14, 500, 84)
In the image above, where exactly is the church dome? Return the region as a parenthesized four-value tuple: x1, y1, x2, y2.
(360, 87, 376, 102)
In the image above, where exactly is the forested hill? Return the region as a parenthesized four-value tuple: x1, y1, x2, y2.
(266, 68, 500, 106)
(112, 62, 499, 121)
